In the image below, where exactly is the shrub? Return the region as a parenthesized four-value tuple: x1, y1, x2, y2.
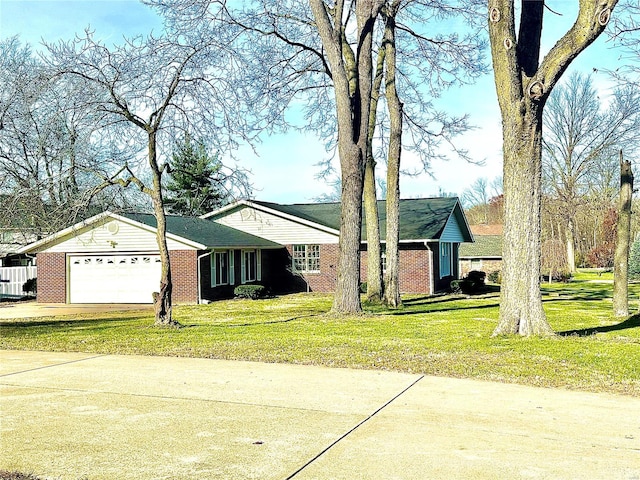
(359, 282, 368, 294)
(233, 284, 266, 299)
(487, 270, 501, 284)
(22, 278, 37, 295)
(449, 279, 462, 294)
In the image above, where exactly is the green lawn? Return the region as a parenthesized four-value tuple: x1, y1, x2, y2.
(1, 270, 639, 396)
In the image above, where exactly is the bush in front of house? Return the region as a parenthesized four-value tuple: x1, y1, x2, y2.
(487, 270, 501, 284)
(22, 278, 37, 295)
(234, 284, 266, 300)
(450, 270, 487, 295)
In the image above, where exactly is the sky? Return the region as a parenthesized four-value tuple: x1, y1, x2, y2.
(0, 0, 629, 204)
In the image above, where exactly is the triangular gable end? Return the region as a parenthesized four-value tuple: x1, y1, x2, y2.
(19, 211, 206, 254)
(207, 202, 340, 245)
(439, 201, 474, 243)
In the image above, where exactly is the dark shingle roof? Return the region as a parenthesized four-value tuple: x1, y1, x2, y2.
(459, 235, 502, 258)
(123, 213, 281, 249)
(252, 197, 463, 241)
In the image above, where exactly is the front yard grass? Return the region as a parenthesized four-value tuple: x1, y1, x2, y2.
(1, 271, 639, 396)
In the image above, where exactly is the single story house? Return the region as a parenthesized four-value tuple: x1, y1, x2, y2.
(19, 197, 473, 304)
(459, 224, 503, 277)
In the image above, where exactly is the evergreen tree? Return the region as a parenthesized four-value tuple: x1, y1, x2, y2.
(165, 135, 226, 216)
(628, 235, 640, 281)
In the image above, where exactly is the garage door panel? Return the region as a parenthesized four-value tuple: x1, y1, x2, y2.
(69, 254, 162, 303)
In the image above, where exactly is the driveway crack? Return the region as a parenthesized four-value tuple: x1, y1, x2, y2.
(285, 374, 425, 479)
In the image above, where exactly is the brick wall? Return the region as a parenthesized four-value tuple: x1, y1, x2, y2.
(170, 250, 198, 304)
(285, 244, 338, 293)
(359, 244, 433, 294)
(459, 258, 502, 278)
(36, 252, 66, 303)
(398, 246, 432, 294)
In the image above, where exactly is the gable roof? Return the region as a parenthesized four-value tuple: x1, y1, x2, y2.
(459, 235, 502, 258)
(19, 211, 281, 254)
(124, 213, 281, 249)
(205, 197, 472, 243)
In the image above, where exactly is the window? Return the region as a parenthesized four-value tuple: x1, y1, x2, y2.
(293, 245, 320, 273)
(241, 249, 261, 283)
(212, 250, 230, 286)
(470, 259, 482, 270)
(440, 242, 452, 277)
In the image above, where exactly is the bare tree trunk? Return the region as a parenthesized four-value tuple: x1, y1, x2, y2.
(494, 108, 553, 336)
(364, 158, 383, 302)
(363, 46, 386, 304)
(613, 151, 633, 317)
(566, 217, 576, 273)
(382, 6, 402, 308)
(148, 132, 179, 327)
(310, 0, 380, 314)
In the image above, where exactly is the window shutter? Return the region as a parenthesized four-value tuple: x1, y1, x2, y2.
(257, 250, 262, 281)
(241, 251, 246, 284)
(229, 250, 235, 285)
(211, 253, 216, 287)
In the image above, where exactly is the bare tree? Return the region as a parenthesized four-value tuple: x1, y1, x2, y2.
(543, 72, 640, 273)
(0, 37, 137, 235)
(613, 151, 633, 317)
(488, 0, 619, 336)
(46, 29, 260, 325)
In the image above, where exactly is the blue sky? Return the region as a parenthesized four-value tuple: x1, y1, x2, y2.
(0, 0, 627, 203)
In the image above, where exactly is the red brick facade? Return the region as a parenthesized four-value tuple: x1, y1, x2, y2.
(284, 244, 338, 292)
(169, 250, 199, 304)
(285, 243, 434, 294)
(36, 250, 199, 304)
(36, 252, 67, 303)
(359, 244, 433, 294)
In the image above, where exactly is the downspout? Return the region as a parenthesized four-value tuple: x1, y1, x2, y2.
(197, 250, 213, 304)
(424, 242, 434, 296)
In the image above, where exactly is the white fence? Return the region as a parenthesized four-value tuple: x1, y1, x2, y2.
(0, 266, 37, 298)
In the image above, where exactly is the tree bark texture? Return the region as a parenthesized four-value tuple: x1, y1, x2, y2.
(363, 46, 386, 304)
(382, 7, 402, 308)
(613, 151, 633, 317)
(148, 131, 178, 327)
(310, 0, 381, 314)
(364, 158, 383, 302)
(488, 0, 619, 336)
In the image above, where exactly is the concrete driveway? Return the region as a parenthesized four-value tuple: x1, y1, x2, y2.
(0, 301, 152, 319)
(1, 350, 639, 479)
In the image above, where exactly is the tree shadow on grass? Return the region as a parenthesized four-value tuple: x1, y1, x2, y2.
(558, 314, 640, 337)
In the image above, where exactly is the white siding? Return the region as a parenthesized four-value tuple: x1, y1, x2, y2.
(42, 218, 196, 253)
(0, 266, 37, 298)
(215, 207, 339, 245)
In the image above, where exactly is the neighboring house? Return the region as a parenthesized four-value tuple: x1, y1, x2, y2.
(0, 229, 39, 267)
(19, 197, 473, 304)
(459, 224, 503, 277)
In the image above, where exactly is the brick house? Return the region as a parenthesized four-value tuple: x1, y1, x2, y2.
(458, 224, 503, 278)
(19, 197, 473, 304)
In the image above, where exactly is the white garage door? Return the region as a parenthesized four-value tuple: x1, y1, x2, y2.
(69, 254, 162, 303)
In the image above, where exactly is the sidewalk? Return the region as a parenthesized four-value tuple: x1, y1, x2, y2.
(1, 350, 639, 479)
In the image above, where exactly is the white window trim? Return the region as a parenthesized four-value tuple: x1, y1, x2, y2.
(293, 244, 320, 274)
(212, 250, 232, 287)
(240, 249, 262, 284)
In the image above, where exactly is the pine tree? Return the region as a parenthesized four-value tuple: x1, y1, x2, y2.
(628, 235, 640, 281)
(165, 135, 226, 216)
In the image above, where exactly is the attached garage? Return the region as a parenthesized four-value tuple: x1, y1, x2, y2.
(68, 254, 162, 303)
